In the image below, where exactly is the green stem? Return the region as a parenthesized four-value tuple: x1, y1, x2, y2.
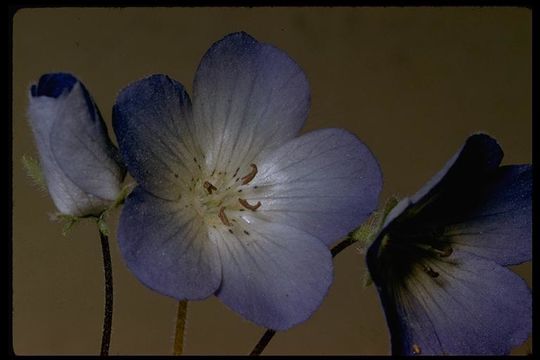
(248, 236, 359, 356)
(99, 228, 113, 356)
(173, 300, 189, 355)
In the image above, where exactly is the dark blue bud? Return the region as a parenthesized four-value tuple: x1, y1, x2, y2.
(32, 73, 78, 98)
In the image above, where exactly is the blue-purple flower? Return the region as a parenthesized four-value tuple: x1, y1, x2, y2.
(366, 134, 532, 355)
(27, 73, 126, 216)
(113, 32, 382, 330)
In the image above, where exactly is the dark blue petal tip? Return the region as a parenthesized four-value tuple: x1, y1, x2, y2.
(31, 73, 78, 98)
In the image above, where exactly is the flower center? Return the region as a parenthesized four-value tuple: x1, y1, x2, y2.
(186, 162, 262, 231)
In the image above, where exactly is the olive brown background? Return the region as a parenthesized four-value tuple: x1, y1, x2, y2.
(12, 7, 532, 355)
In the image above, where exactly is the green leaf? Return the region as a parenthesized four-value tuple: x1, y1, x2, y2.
(350, 195, 401, 253)
(49, 213, 83, 236)
(357, 196, 400, 287)
(56, 214, 80, 236)
(362, 271, 373, 287)
(21, 154, 46, 191)
(380, 195, 399, 223)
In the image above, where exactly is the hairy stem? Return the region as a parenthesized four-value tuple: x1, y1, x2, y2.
(173, 300, 189, 355)
(249, 236, 358, 355)
(99, 229, 114, 356)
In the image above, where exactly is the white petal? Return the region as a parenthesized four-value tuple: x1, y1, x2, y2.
(192, 32, 310, 175)
(113, 74, 199, 200)
(118, 187, 221, 300)
(50, 83, 125, 200)
(249, 128, 382, 246)
(213, 214, 332, 330)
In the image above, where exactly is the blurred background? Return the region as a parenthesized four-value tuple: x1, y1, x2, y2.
(12, 7, 532, 355)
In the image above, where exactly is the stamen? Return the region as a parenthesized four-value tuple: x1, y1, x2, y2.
(434, 246, 453, 258)
(239, 198, 261, 211)
(218, 207, 231, 226)
(203, 181, 217, 194)
(422, 265, 439, 278)
(241, 164, 258, 185)
(412, 344, 421, 355)
(412, 242, 453, 258)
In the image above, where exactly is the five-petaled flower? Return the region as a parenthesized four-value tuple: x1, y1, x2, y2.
(366, 134, 532, 355)
(113, 32, 383, 329)
(27, 73, 126, 216)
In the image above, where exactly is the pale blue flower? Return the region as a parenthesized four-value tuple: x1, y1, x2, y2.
(367, 134, 532, 355)
(27, 73, 126, 216)
(113, 32, 383, 330)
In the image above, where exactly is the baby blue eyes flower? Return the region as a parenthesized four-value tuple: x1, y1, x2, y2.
(366, 134, 531, 355)
(27, 73, 126, 217)
(113, 32, 383, 330)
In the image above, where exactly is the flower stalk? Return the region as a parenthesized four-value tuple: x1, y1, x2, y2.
(250, 330, 276, 356)
(98, 224, 114, 356)
(173, 300, 189, 355)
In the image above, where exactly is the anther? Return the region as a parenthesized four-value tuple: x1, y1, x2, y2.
(435, 246, 453, 258)
(203, 181, 217, 194)
(218, 207, 231, 226)
(239, 198, 261, 211)
(422, 265, 439, 278)
(241, 164, 258, 185)
(412, 344, 421, 355)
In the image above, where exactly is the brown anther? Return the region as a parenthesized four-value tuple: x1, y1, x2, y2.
(218, 207, 231, 226)
(412, 344, 421, 355)
(203, 181, 217, 194)
(241, 164, 258, 185)
(239, 198, 261, 211)
(423, 265, 439, 278)
(437, 246, 453, 258)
